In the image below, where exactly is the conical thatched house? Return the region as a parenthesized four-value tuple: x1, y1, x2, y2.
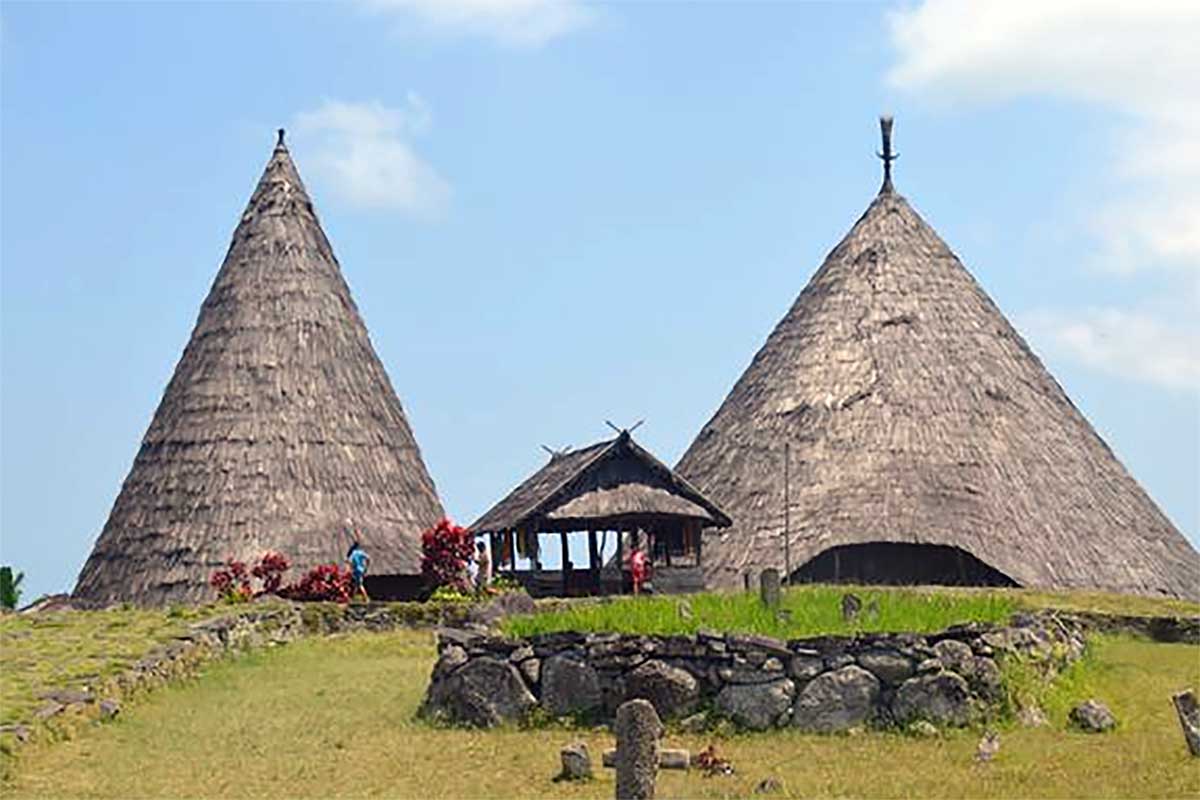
(677, 119, 1199, 600)
(74, 131, 444, 606)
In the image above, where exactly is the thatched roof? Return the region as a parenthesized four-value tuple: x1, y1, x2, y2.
(472, 432, 731, 534)
(676, 123, 1199, 600)
(73, 132, 445, 606)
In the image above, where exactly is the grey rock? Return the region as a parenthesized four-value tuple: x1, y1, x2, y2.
(754, 777, 784, 794)
(892, 671, 973, 727)
(541, 655, 602, 716)
(763, 657, 784, 672)
(916, 658, 943, 674)
(789, 654, 824, 681)
(678, 712, 709, 733)
(718, 664, 783, 686)
(556, 741, 593, 781)
(716, 678, 795, 731)
(422, 656, 536, 727)
(99, 698, 121, 720)
(508, 645, 535, 663)
(857, 650, 914, 686)
(626, 659, 699, 720)
(39, 688, 93, 705)
(1069, 699, 1116, 733)
(967, 656, 1003, 700)
(907, 720, 939, 738)
(932, 639, 974, 675)
(792, 665, 880, 733)
(35, 701, 65, 720)
(519, 657, 541, 687)
(824, 654, 855, 671)
(433, 645, 468, 679)
(1017, 704, 1048, 728)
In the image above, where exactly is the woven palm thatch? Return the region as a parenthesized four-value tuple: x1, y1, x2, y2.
(74, 132, 444, 606)
(677, 125, 1199, 600)
(472, 432, 731, 534)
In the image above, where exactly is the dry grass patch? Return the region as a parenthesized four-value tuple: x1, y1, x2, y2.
(4, 629, 1197, 799)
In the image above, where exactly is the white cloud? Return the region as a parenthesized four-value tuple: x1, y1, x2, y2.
(887, 1, 1200, 392)
(1022, 308, 1200, 393)
(293, 96, 450, 216)
(361, 0, 594, 47)
(887, 0, 1200, 273)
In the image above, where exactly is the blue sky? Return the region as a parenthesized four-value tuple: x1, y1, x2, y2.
(2, 1, 1197, 601)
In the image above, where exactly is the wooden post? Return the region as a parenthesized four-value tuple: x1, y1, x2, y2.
(664, 527, 673, 568)
(560, 531, 570, 596)
(507, 530, 517, 571)
(615, 529, 625, 594)
(695, 526, 703, 567)
(588, 529, 601, 595)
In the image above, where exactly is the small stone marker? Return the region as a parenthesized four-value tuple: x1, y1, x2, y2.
(759, 569, 781, 609)
(1172, 689, 1200, 757)
(614, 699, 663, 800)
(1069, 699, 1116, 733)
(555, 741, 593, 781)
(99, 698, 121, 720)
(841, 593, 862, 622)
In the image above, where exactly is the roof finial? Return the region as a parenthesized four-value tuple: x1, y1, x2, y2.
(276, 128, 286, 148)
(877, 115, 897, 193)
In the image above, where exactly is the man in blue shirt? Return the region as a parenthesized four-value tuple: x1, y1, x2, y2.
(346, 540, 371, 602)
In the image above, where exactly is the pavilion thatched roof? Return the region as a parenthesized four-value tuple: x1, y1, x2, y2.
(472, 432, 731, 534)
(676, 121, 1199, 600)
(73, 131, 445, 606)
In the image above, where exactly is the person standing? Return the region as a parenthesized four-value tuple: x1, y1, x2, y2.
(346, 540, 371, 602)
(475, 541, 491, 592)
(628, 535, 650, 596)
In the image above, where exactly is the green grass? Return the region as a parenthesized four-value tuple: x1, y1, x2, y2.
(0, 604, 225, 727)
(507, 585, 1199, 640)
(508, 585, 1019, 639)
(3, 630, 1197, 799)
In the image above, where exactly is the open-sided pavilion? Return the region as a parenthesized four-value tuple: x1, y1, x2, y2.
(470, 430, 731, 596)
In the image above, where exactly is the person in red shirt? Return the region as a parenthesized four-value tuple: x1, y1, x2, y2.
(628, 534, 650, 595)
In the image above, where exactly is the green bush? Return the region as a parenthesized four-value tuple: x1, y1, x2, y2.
(0, 567, 23, 610)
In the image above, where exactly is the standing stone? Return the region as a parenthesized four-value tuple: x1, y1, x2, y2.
(541, 655, 602, 716)
(1069, 699, 1116, 733)
(614, 699, 662, 800)
(892, 671, 973, 727)
(1172, 690, 1200, 757)
(759, 569, 781, 609)
(840, 593, 862, 622)
(716, 678, 796, 730)
(626, 660, 699, 719)
(792, 665, 880, 732)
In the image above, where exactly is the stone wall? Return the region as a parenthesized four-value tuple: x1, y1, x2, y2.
(421, 612, 1091, 732)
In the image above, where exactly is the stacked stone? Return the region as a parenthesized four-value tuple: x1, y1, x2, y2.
(419, 612, 1089, 731)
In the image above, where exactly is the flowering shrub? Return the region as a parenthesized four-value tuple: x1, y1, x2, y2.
(251, 551, 290, 594)
(209, 559, 252, 603)
(278, 563, 352, 603)
(421, 518, 474, 592)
